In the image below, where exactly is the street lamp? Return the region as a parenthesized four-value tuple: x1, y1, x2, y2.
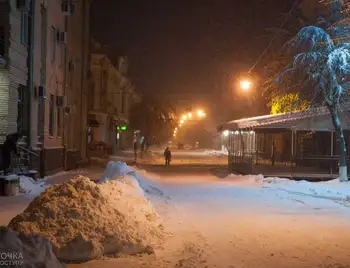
(180, 119, 185, 124)
(182, 115, 187, 120)
(197, 109, 206, 117)
(240, 80, 252, 91)
(188, 112, 192, 118)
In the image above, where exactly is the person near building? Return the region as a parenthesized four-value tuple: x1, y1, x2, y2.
(0, 133, 21, 174)
(133, 137, 138, 162)
(164, 146, 172, 166)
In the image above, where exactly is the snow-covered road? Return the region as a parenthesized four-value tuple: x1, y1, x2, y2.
(2, 157, 350, 267)
(70, 168, 350, 268)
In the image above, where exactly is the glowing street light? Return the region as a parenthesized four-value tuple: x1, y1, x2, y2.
(197, 109, 206, 117)
(180, 119, 185, 124)
(179, 124, 182, 127)
(182, 115, 187, 120)
(240, 80, 252, 91)
(188, 112, 192, 118)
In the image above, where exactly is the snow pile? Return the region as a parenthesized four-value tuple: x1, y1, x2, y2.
(204, 149, 228, 156)
(228, 173, 350, 202)
(99, 161, 167, 199)
(99, 161, 134, 183)
(0, 226, 66, 268)
(20, 176, 48, 195)
(8, 175, 165, 262)
(263, 179, 350, 201)
(255, 175, 291, 184)
(133, 172, 168, 198)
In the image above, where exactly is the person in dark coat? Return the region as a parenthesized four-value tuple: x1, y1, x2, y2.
(140, 138, 146, 158)
(164, 147, 172, 166)
(133, 138, 138, 162)
(0, 133, 21, 173)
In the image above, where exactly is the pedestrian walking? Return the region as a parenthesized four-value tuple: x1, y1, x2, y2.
(164, 146, 172, 166)
(133, 138, 138, 162)
(140, 138, 146, 158)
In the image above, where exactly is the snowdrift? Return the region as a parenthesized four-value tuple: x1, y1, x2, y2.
(8, 174, 165, 262)
(0, 226, 66, 268)
(262, 177, 350, 202)
(99, 161, 167, 198)
(204, 149, 228, 156)
(227, 174, 350, 202)
(99, 161, 134, 183)
(20, 176, 47, 196)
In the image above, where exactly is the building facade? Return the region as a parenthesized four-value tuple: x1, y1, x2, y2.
(63, 0, 91, 170)
(39, 0, 67, 174)
(0, 0, 91, 176)
(88, 46, 137, 154)
(0, 0, 42, 172)
(1, 0, 29, 143)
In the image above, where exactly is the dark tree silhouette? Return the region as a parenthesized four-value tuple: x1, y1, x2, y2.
(129, 96, 177, 144)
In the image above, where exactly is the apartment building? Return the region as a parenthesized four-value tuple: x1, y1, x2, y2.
(39, 0, 67, 174)
(0, 0, 42, 170)
(64, 0, 91, 170)
(0, 0, 91, 175)
(88, 45, 137, 152)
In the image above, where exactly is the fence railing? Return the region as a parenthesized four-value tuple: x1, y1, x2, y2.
(228, 152, 346, 178)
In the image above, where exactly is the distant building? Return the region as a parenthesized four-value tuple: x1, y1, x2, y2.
(88, 40, 138, 153)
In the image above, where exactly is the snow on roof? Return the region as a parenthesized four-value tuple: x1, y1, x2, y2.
(220, 104, 350, 131)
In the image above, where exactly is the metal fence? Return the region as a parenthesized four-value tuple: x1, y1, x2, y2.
(227, 130, 347, 179)
(228, 152, 345, 179)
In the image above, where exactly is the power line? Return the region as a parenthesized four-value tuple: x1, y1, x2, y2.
(248, 0, 299, 74)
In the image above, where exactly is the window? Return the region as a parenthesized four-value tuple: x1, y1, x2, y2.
(20, 11, 28, 45)
(59, 45, 65, 69)
(57, 103, 62, 137)
(0, 26, 4, 58)
(17, 86, 24, 134)
(50, 27, 56, 63)
(49, 94, 55, 136)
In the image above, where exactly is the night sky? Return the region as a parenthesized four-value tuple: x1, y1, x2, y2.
(91, 0, 296, 123)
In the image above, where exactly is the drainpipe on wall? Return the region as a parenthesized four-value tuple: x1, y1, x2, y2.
(62, 15, 69, 170)
(27, 0, 35, 157)
(79, 0, 86, 160)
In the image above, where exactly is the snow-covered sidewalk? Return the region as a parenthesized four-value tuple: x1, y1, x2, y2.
(224, 174, 350, 203)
